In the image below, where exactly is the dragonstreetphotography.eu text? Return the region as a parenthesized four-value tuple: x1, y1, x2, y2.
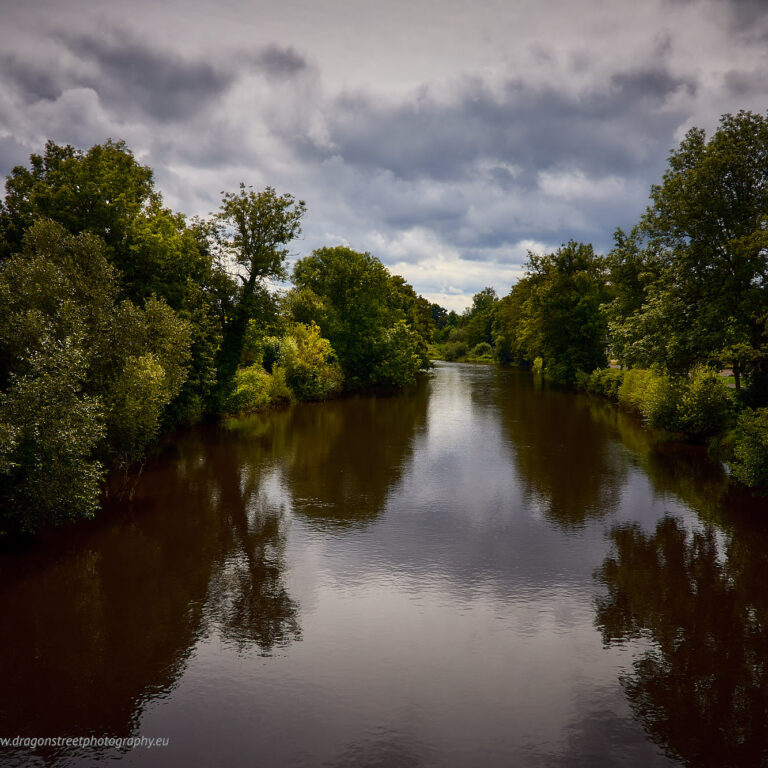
(1, 736, 169, 750)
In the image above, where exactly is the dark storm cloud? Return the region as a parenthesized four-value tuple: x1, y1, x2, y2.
(309, 64, 696, 188)
(0, 135, 33, 174)
(254, 45, 309, 79)
(0, 30, 236, 122)
(665, 0, 768, 32)
(723, 67, 768, 96)
(2, 0, 767, 305)
(0, 55, 62, 103)
(65, 31, 234, 121)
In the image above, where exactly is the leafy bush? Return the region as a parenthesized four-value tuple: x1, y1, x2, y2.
(224, 364, 273, 413)
(105, 353, 168, 465)
(728, 407, 768, 488)
(618, 366, 733, 441)
(376, 320, 423, 387)
(442, 341, 468, 361)
(470, 342, 493, 359)
(277, 322, 342, 400)
(581, 368, 625, 399)
(0, 337, 106, 534)
(642, 373, 685, 432)
(618, 368, 657, 414)
(675, 367, 734, 441)
(268, 365, 293, 403)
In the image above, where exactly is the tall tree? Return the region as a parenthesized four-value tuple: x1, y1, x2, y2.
(0, 139, 232, 419)
(214, 185, 306, 385)
(636, 111, 768, 395)
(515, 241, 608, 380)
(290, 246, 426, 388)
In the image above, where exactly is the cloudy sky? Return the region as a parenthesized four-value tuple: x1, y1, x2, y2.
(1, 0, 767, 309)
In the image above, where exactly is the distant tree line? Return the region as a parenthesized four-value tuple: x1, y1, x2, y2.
(431, 110, 768, 489)
(0, 140, 433, 536)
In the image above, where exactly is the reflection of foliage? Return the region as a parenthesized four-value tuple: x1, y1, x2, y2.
(206, 447, 300, 653)
(227, 378, 430, 528)
(595, 516, 768, 766)
(494, 376, 625, 528)
(583, 396, 740, 523)
(0, 418, 306, 750)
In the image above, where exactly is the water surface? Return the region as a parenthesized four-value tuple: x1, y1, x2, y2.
(2, 362, 767, 767)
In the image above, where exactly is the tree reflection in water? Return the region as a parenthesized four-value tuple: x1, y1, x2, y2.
(224, 378, 430, 528)
(595, 516, 768, 767)
(493, 375, 626, 528)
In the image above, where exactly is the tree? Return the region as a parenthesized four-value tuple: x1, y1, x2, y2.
(495, 242, 607, 379)
(1, 139, 232, 419)
(273, 322, 343, 401)
(0, 221, 192, 532)
(492, 278, 533, 365)
(214, 184, 306, 384)
(290, 246, 428, 388)
(462, 287, 499, 349)
(0, 139, 154, 267)
(633, 111, 768, 396)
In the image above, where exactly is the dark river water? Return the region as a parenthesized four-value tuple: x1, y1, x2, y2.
(2, 362, 768, 767)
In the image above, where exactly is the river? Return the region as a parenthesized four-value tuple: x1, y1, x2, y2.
(1, 362, 767, 767)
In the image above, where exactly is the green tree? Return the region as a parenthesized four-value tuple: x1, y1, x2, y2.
(492, 278, 533, 365)
(630, 111, 768, 396)
(275, 322, 343, 401)
(462, 287, 499, 350)
(290, 246, 428, 388)
(496, 242, 607, 379)
(0, 139, 154, 265)
(1, 139, 232, 419)
(0, 336, 106, 534)
(213, 184, 306, 385)
(0, 221, 192, 532)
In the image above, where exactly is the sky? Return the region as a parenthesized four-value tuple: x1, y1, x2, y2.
(1, 0, 767, 310)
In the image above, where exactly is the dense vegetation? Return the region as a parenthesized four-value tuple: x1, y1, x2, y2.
(2, 108, 767, 536)
(432, 110, 768, 490)
(0, 141, 433, 536)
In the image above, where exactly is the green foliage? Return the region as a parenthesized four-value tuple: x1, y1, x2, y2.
(103, 297, 192, 465)
(276, 322, 343, 400)
(104, 353, 168, 466)
(0, 140, 233, 422)
(376, 320, 424, 387)
(291, 246, 429, 388)
(610, 111, 768, 399)
(492, 242, 607, 380)
(675, 367, 735, 441)
(224, 364, 274, 413)
(0, 220, 192, 531)
(214, 184, 306, 384)
(579, 368, 625, 399)
(0, 139, 154, 263)
(0, 336, 105, 534)
(267, 365, 293, 403)
(470, 342, 494, 359)
(641, 373, 687, 433)
(617, 367, 733, 441)
(617, 368, 657, 414)
(441, 341, 469, 361)
(728, 408, 768, 488)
